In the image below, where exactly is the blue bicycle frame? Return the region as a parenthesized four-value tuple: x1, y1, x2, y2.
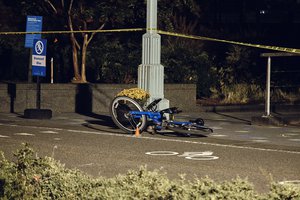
(129, 110, 201, 131)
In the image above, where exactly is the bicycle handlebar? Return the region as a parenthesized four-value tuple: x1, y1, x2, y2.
(146, 98, 162, 111)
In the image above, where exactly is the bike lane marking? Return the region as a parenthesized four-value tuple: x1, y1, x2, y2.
(1, 123, 300, 155)
(146, 151, 219, 161)
(145, 151, 179, 156)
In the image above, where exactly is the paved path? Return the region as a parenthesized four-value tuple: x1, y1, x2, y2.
(0, 112, 299, 193)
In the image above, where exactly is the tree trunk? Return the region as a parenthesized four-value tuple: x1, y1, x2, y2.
(70, 35, 81, 82)
(68, 0, 83, 83)
(81, 34, 88, 83)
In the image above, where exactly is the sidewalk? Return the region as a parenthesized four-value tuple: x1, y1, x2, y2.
(178, 110, 300, 148)
(0, 110, 300, 149)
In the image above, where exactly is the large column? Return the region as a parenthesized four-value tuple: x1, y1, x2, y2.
(138, 0, 169, 110)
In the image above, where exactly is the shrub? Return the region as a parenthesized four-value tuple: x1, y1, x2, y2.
(1, 144, 300, 199)
(209, 83, 264, 104)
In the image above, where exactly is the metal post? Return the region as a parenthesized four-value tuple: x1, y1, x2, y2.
(28, 48, 33, 83)
(51, 57, 54, 83)
(36, 76, 41, 109)
(138, 0, 169, 110)
(265, 56, 271, 116)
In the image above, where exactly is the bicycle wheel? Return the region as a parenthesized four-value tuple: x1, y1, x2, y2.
(166, 122, 213, 137)
(110, 96, 147, 134)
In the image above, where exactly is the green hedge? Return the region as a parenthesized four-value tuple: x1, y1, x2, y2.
(1, 144, 299, 199)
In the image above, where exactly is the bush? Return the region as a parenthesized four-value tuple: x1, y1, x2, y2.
(209, 84, 300, 105)
(210, 83, 265, 104)
(1, 144, 300, 199)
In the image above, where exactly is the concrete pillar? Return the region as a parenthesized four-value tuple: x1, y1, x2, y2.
(138, 0, 169, 110)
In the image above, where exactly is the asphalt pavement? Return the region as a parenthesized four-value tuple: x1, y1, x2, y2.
(0, 110, 300, 193)
(2, 110, 299, 148)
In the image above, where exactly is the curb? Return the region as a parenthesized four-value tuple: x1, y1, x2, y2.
(200, 104, 300, 113)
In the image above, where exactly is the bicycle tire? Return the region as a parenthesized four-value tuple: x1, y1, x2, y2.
(110, 96, 147, 134)
(166, 122, 213, 137)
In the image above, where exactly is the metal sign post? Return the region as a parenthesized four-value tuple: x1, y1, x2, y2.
(32, 39, 47, 110)
(24, 39, 52, 119)
(265, 56, 271, 117)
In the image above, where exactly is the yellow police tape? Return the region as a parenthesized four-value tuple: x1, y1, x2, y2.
(0, 28, 145, 35)
(158, 30, 300, 54)
(1, 28, 300, 54)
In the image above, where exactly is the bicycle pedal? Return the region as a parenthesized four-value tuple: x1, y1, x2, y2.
(146, 125, 157, 134)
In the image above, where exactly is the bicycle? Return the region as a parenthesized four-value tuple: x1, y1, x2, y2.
(110, 96, 213, 136)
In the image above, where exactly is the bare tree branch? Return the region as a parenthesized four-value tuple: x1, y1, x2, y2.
(68, 0, 80, 50)
(87, 23, 105, 45)
(45, 0, 57, 14)
(68, 0, 73, 15)
(61, 0, 64, 9)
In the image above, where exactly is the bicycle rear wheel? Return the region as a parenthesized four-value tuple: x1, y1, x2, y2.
(110, 96, 147, 134)
(166, 122, 213, 137)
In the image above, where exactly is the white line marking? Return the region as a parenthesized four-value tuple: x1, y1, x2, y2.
(14, 133, 35, 136)
(285, 133, 299, 136)
(72, 119, 86, 122)
(65, 129, 300, 155)
(78, 163, 94, 167)
(251, 137, 268, 140)
(211, 134, 228, 137)
(210, 126, 223, 130)
(278, 180, 300, 186)
(55, 117, 68, 120)
(2, 124, 63, 131)
(235, 130, 249, 133)
(40, 130, 59, 134)
(289, 129, 300, 133)
(1, 123, 300, 155)
(67, 122, 83, 125)
(178, 152, 219, 160)
(146, 151, 179, 156)
(146, 151, 219, 161)
(252, 140, 269, 143)
(0, 135, 9, 138)
(289, 139, 300, 142)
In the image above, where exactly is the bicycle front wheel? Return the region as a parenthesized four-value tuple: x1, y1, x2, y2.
(110, 96, 147, 134)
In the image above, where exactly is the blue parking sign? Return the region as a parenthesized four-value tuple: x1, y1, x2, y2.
(32, 39, 47, 77)
(25, 16, 43, 48)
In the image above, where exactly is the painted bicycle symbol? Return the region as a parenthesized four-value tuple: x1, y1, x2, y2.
(35, 41, 44, 55)
(145, 151, 219, 161)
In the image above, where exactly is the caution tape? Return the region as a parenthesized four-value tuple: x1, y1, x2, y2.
(0, 27, 300, 54)
(158, 30, 300, 54)
(0, 28, 145, 35)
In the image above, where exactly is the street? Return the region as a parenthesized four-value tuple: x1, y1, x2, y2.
(0, 112, 300, 193)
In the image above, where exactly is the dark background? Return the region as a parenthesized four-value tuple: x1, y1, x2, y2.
(0, 0, 299, 99)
